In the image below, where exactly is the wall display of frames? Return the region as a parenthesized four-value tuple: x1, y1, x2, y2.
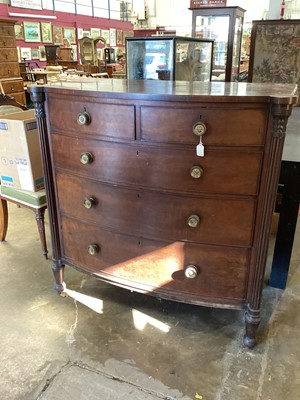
(15, 23, 24, 40)
(63, 27, 76, 44)
(24, 21, 41, 42)
(52, 25, 63, 45)
(41, 22, 52, 43)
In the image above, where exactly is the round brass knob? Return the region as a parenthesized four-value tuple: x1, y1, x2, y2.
(77, 111, 91, 126)
(83, 197, 95, 209)
(88, 244, 100, 255)
(80, 152, 93, 165)
(192, 121, 207, 136)
(190, 166, 203, 179)
(185, 265, 198, 279)
(187, 214, 200, 228)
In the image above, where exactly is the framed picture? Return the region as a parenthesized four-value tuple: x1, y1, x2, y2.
(20, 47, 32, 60)
(71, 44, 78, 61)
(31, 48, 40, 59)
(116, 30, 122, 46)
(101, 29, 109, 45)
(82, 30, 90, 38)
(63, 27, 76, 44)
(77, 28, 83, 39)
(14, 23, 24, 40)
(24, 21, 41, 42)
(91, 28, 100, 39)
(41, 22, 52, 43)
(110, 28, 116, 47)
(39, 45, 46, 61)
(52, 25, 63, 45)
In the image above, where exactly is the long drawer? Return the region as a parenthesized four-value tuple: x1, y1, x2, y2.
(0, 62, 20, 79)
(0, 36, 16, 48)
(56, 172, 255, 246)
(0, 48, 18, 62)
(52, 134, 263, 195)
(140, 105, 268, 146)
(61, 216, 249, 302)
(0, 78, 24, 95)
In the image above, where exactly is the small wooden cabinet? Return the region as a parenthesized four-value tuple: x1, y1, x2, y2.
(0, 19, 25, 105)
(30, 80, 297, 348)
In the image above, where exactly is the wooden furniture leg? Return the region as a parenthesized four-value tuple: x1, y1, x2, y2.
(35, 206, 48, 259)
(0, 198, 8, 241)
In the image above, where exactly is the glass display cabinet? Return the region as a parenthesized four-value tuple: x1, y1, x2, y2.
(126, 36, 213, 81)
(79, 36, 106, 66)
(191, 6, 245, 81)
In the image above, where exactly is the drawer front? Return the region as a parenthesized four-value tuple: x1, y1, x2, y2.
(56, 173, 255, 246)
(0, 25, 15, 37)
(9, 92, 26, 105)
(140, 106, 267, 146)
(47, 95, 135, 140)
(0, 48, 18, 62)
(1, 79, 24, 94)
(61, 217, 248, 302)
(0, 63, 20, 78)
(0, 36, 16, 48)
(52, 135, 262, 195)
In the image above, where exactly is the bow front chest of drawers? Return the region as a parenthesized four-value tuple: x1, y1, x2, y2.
(30, 80, 297, 347)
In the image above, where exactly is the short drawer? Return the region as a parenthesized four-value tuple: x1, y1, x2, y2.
(56, 173, 256, 247)
(61, 217, 248, 302)
(47, 94, 135, 140)
(52, 135, 262, 195)
(140, 105, 267, 146)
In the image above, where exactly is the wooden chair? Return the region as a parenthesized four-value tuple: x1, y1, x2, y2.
(0, 94, 48, 258)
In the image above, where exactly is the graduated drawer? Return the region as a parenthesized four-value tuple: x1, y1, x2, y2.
(56, 173, 255, 247)
(140, 105, 267, 146)
(0, 62, 20, 79)
(0, 48, 18, 62)
(0, 25, 15, 37)
(0, 78, 24, 95)
(52, 135, 262, 195)
(0, 36, 16, 48)
(47, 95, 135, 140)
(61, 217, 248, 303)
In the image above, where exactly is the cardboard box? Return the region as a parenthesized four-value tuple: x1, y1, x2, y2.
(0, 109, 44, 192)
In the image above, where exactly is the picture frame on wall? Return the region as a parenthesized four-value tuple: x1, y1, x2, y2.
(63, 27, 76, 44)
(14, 23, 24, 40)
(41, 22, 52, 43)
(91, 28, 101, 39)
(52, 25, 63, 45)
(39, 45, 46, 61)
(110, 28, 116, 47)
(24, 22, 41, 42)
(82, 30, 90, 38)
(101, 29, 109, 45)
(20, 47, 32, 60)
(31, 48, 40, 59)
(116, 30, 122, 46)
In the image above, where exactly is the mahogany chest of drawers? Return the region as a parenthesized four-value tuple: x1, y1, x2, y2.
(30, 80, 297, 347)
(0, 19, 26, 105)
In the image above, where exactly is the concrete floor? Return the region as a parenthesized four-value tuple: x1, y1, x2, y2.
(1, 109, 300, 400)
(0, 198, 299, 400)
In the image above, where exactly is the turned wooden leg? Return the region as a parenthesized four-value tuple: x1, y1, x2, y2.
(243, 304, 261, 348)
(35, 206, 48, 259)
(52, 261, 66, 295)
(0, 198, 8, 241)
